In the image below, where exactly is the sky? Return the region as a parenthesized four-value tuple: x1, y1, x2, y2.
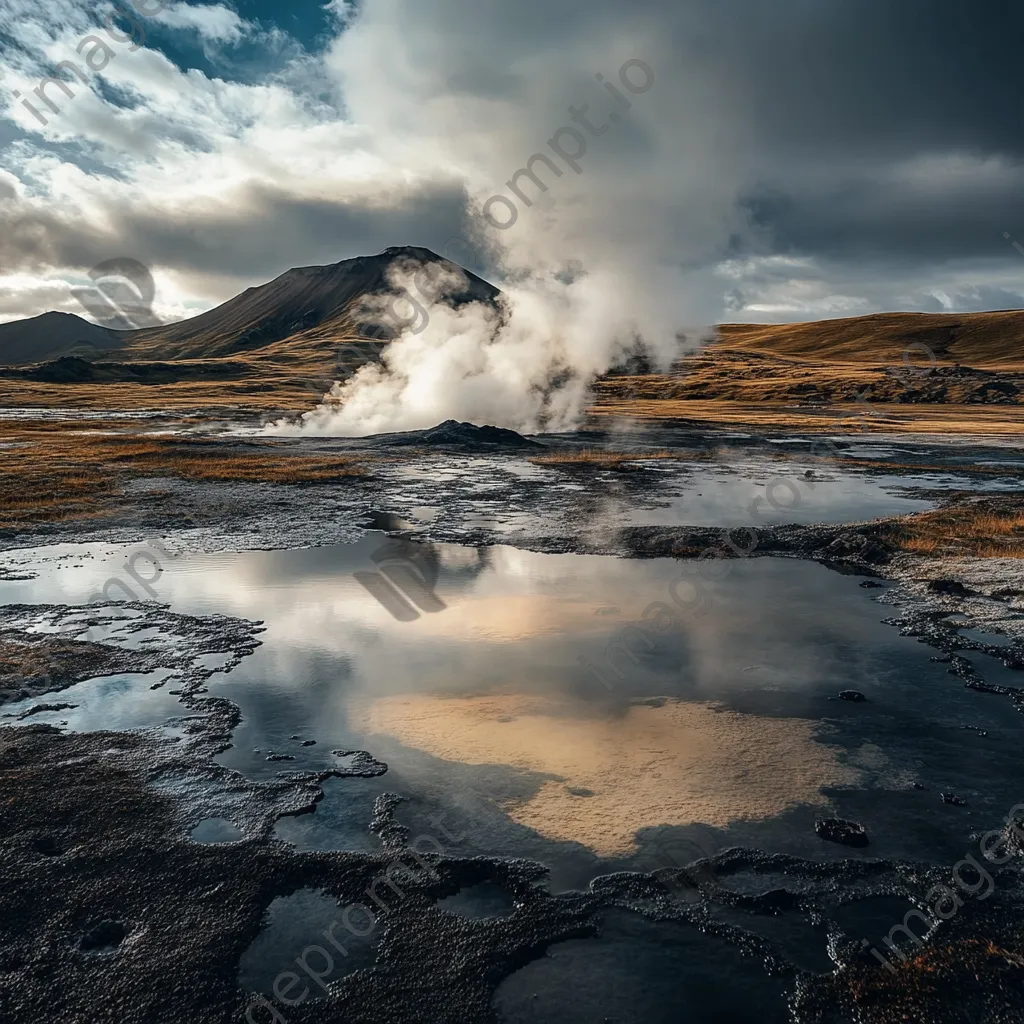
(1, 0, 1024, 330)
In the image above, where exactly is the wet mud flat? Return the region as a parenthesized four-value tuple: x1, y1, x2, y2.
(4, 424, 1024, 1022)
(2, 421, 1021, 558)
(3, 699, 1024, 1023)
(4, 634, 1024, 1024)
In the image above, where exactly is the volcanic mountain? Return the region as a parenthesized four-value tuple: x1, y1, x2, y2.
(0, 247, 499, 368)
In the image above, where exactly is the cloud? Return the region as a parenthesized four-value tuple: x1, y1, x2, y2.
(150, 3, 248, 44)
(0, 0, 1020, 388)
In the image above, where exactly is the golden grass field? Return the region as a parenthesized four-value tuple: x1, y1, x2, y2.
(0, 420, 367, 529)
(718, 310, 1024, 366)
(590, 394, 1024, 435)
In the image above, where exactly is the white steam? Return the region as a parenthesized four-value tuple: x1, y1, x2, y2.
(269, 0, 751, 436)
(273, 258, 707, 437)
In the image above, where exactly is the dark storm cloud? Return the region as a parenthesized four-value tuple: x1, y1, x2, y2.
(667, 0, 1024, 157)
(334, 0, 1024, 298)
(365, 0, 1024, 158)
(2, 0, 1023, 321)
(683, 0, 1024, 266)
(0, 178, 472, 281)
(743, 163, 1024, 264)
(669, 0, 1024, 261)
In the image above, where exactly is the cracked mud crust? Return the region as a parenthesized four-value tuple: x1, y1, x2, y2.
(2, 716, 1023, 1024)
(3, 427, 1024, 1022)
(0, 576, 1021, 1023)
(0, 601, 265, 706)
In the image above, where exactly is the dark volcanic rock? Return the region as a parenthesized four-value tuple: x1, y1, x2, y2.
(8, 701, 77, 721)
(928, 579, 974, 597)
(820, 531, 890, 564)
(814, 817, 869, 847)
(370, 791, 410, 850)
(0, 602, 263, 705)
(0, 723, 600, 1024)
(838, 690, 868, 703)
(373, 419, 543, 451)
(331, 748, 390, 776)
(941, 792, 969, 806)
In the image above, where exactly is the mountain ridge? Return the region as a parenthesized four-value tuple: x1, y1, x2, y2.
(0, 310, 123, 365)
(2, 250, 1024, 371)
(0, 247, 499, 368)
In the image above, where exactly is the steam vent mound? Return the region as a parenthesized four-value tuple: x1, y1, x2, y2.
(375, 420, 544, 451)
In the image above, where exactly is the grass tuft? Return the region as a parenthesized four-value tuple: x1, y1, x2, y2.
(880, 500, 1024, 558)
(0, 423, 368, 528)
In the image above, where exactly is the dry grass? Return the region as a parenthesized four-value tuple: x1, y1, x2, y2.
(0, 355, 342, 413)
(596, 357, 885, 406)
(592, 344, 1024, 433)
(718, 309, 1024, 366)
(528, 449, 682, 469)
(0, 421, 367, 529)
(155, 453, 366, 483)
(588, 396, 1024, 435)
(880, 499, 1024, 558)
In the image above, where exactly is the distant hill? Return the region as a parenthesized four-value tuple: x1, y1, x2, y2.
(3, 254, 1023, 374)
(718, 311, 1024, 367)
(125, 246, 498, 365)
(0, 311, 122, 366)
(0, 247, 499, 369)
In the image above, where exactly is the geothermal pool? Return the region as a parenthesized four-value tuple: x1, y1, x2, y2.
(3, 534, 1022, 1022)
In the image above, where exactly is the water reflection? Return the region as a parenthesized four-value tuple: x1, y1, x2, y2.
(350, 692, 858, 857)
(2, 670, 177, 732)
(623, 464, 934, 527)
(0, 537, 924, 867)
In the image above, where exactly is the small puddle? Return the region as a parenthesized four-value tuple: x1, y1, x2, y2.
(1, 670, 179, 732)
(710, 905, 833, 974)
(830, 895, 928, 961)
(238, 889, 378, 997)
(958, 627, 1014, 648)
(437, 881, 516, 920)
(191, 818, 243, 844)
(76, 920, 129, 956)
(493, 909, 790, 1023)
